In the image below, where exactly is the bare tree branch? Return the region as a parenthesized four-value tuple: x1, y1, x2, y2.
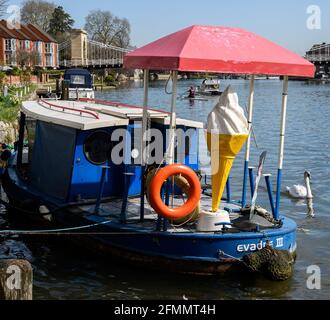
(84, 10, 131, 48)
(21, 0, 56, 31)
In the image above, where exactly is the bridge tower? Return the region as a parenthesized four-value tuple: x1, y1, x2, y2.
(70, 29, 88, 66)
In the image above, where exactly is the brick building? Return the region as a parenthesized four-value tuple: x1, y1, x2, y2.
(0, 20, 58, 69)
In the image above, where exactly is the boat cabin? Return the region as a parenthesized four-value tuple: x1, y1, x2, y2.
(64, 69, 95, 100)
(18, 99, 202, 204)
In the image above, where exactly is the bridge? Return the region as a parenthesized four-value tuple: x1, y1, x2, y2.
(59, 29, 132, 68)
(305, 43, 330, 63)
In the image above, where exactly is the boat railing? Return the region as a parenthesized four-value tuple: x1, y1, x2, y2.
(38, 99, 100, 120)
(78, 98, 171, 115)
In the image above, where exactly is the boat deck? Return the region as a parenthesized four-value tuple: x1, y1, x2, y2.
(78, 194, 242, 233)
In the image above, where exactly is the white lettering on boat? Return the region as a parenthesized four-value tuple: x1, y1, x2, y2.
(237, 238, 284, 253)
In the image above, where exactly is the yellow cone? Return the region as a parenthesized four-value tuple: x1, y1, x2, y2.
(207, 133, 248, 212)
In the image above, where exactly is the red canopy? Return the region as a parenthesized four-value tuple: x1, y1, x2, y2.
(124, 25, 315, 78)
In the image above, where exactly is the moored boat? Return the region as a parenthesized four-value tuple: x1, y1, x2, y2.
(64, 68, 95, 100)
(1, 25, 315, 277)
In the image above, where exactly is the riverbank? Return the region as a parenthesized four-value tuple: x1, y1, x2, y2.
(0, 84, 37, 144)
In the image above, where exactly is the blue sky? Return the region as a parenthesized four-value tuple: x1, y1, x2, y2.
(6, 0, 329, 54)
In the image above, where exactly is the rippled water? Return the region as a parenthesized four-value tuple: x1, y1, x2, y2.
(1, 79, 329, 300)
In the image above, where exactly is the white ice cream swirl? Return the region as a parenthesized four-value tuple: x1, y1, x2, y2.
(207, 85, 249, 135)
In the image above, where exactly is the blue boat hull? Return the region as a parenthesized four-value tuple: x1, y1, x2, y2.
(2, 168, 297, 275)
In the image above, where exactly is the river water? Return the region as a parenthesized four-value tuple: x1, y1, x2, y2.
(0, 79, 329, 300)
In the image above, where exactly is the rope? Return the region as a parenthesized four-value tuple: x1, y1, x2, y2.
(244, 103, 260, 150)
(0, 220, 114, 235)
(165, 73, 173, 95)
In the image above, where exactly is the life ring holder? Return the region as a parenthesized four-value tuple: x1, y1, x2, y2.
(149, 164, 201, 220)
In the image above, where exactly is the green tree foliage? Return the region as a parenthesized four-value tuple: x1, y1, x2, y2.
(49, 6, 75, 42)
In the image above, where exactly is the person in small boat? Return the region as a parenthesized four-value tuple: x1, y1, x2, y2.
(188, 86, 196, 98)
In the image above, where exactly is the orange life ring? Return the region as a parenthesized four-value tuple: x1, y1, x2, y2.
(149, 165, 201, 220)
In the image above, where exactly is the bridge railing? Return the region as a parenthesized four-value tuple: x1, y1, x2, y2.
(58, 37, 132, 67)
(59, 58, 126, 68)
(87, 40, 131, 53)
(305, 53, 330, 62)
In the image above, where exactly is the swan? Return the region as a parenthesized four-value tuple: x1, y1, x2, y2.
(286, 171, 313, 199)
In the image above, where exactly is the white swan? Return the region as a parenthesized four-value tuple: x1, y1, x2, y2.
(286, 171, 313, 199)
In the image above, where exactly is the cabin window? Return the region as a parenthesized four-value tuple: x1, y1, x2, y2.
(84, 131, 112, 165)
(70, 75, 86, 85)
(25, 118, 37, 168)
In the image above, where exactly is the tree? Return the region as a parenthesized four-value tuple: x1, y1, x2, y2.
(111, 18, 131, 48)
(48, 6, 74, 42)
(84, 10, 131, 48)
(21, 0, 56, 31)
(16, 49, 40, 69)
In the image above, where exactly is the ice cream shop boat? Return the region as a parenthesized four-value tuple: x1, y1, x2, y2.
(1, 26, 314, 275)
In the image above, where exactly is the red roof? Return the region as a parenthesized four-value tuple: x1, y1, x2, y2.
(124, 25, 315, 78)
(0, 20, 57, 43)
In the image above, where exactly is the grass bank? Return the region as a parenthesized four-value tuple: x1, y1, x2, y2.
(0, 84, 37, 123)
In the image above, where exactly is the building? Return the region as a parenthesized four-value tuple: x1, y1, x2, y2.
(305, 42, 330, 63)
(0, 20, 58, 69)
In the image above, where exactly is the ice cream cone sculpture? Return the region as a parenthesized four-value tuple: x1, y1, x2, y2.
(206, 86, 249, 212)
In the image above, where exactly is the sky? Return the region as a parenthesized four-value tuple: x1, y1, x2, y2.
(6, 0, 330, 54)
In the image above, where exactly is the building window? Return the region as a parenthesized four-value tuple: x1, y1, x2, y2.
(46, 55, 53, 66)
(5, 53, 16, 65)
(45, 43, 53, 54)
(19, 40, 25, 50)
(5, 39, 16, 51)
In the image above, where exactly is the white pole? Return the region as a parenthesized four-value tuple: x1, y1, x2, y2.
(242, 75, 255, 207)
(140, 69, 149, 221)
(278, 76, 289, 170)
(167, 70, 178, 165)
(142, 69, 149, 165)
(275, 75, 289, 219)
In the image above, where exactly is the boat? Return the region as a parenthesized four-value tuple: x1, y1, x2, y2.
(196, 78, 222, 96)
(180, 96, 209, 102)
(255, 76, 280, 80)
(64, 68, 95, 100)
(1, 25, 315, 276)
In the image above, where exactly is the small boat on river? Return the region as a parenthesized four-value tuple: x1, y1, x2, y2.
(196, 78, 222, 96)
(1, 25, 314, 276)
(64, 68, 95, 100)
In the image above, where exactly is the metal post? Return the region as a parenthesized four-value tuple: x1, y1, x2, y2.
(121, 170, 134, 223)
(140, 69, 149, 222)
(94, 166, 108, 214)
(226, 177, 231, 203)
(249, 167, 255, 198)
(17, 112, 26, 168)
(242, 75, 255, 207)
(275, 76, 289, 220)
(264, 174, 276, 216)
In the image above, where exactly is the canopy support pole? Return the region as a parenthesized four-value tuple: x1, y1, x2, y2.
(242, 75, 255, 207)
(167, 70, 178, 165)
(140, 69, 149, 222)
(275, 76, 289, 220)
